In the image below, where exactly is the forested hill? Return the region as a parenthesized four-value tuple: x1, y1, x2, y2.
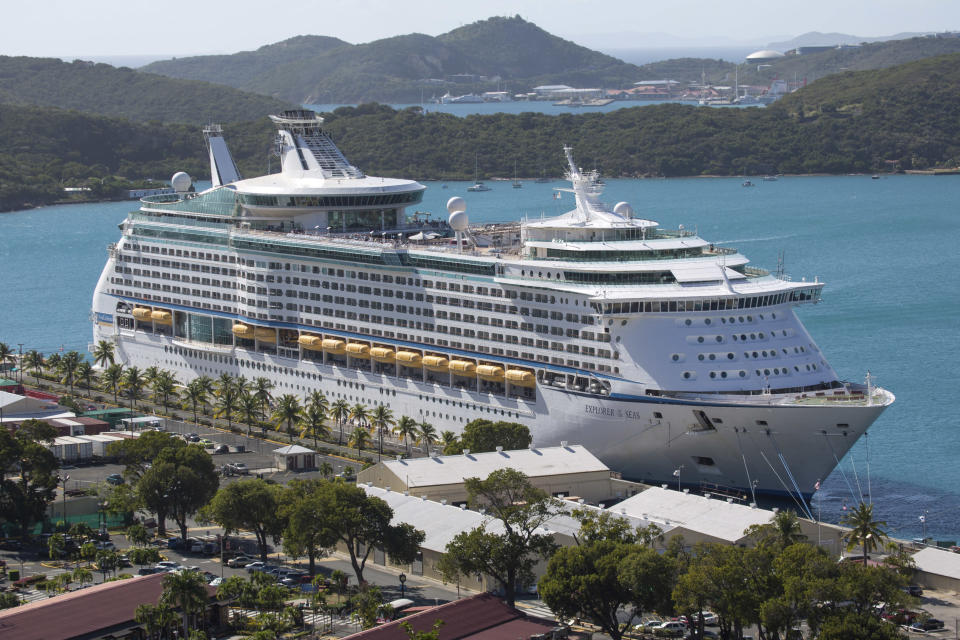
(141, 16, 642, 103)
(4, 54, 960, 212)
(0, 57, 295, 124)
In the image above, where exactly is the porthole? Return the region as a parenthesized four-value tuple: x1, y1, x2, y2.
(759, 332, 765, 339)
(697, 336, 705, 343)
(764, 369, 771, 376)
(758, 314, 764, 320)
(672, 354, 680, 362)
(738, 316, 745, 322)
(709, 372, 717, 379)
(741, 334, 747, 341)
(729, 317, 736, 323)
(720, 371, 728, 378)
(705, 318, 711, 325)
(683, 372, 691, 379)
(750, 333, 757, 340)
(739, 371, 746, 377)
(771, 313, 777, 319)
(732, 335, 739, 341)
(709, 354, 716, 360)
(727, 353, 734, 360)
(715, 336, 722, 343)
(747, 316, 753, 322)
(762, 350, 768, 357)
(698, 354, 705, 361)
(685, 319, 692, 326)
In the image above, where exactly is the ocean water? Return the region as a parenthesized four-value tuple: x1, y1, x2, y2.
(1, 174, 957, 540)
(303, 99, 758, 118)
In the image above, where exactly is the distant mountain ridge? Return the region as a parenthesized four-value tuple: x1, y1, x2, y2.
(767, 31, 933, 51)
(141, 16, 642, 103)
(0, 56, 295, 124)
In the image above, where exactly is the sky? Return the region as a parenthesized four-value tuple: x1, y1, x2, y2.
(3, 0, 959, 60)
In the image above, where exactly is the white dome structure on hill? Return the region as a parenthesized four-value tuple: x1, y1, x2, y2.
(746, 49, 785, 61)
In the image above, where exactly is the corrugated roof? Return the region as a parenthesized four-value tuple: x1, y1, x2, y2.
(343, 592, 557, 640)
(912, 547, 960, 581)
(0, 573, 166, 640)
(611, 486, 773, 542)
(381, 445, 608, 489)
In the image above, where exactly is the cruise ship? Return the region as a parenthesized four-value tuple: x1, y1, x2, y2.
(91, 110, 893, 502)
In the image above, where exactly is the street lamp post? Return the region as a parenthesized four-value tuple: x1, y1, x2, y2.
(673, 465, 684, 492)
(60, 473, 70, 528)
(17, 344, 23, 385)
(399, 572, 406, 599)
(920, 512, 928, 543)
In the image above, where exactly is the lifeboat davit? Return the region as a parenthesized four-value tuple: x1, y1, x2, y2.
(150, 310, 172, 324)
(322, 338, 346, 355)
(346, 343, 370, 358)
(395, 351, 422, 366)
(505, 368, 536, 388)
(298, 334, 323, 350)
(370, 347, 396, 363)
(422, 355, 449, 372)
(449, 359, 476, 374)
(132, 307, 152, 320)
(477, 364, 505, 382)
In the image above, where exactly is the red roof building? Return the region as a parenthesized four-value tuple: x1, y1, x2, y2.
(343, 593, 566, 640)
(0, 573, 221, 640)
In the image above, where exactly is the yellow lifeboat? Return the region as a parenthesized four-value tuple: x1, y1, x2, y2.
(395, 350, 422, 366)
(132, 307, 152, 320)
(322, 338, 346, 355)
(298, 334, 323, 350)
(232, 323, 254, 338)
(150, 310, 172, 324)
(505, 369, 536, 388)
(449, 359, 476, 374)
(346, 343, 370, 358)
(422, 355, 449, 372)
(370, 347, 395, 363)
(477, 364, 505, 382)
(254, 327, 276, 342)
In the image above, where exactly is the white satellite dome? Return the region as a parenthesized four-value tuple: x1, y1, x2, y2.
(448, 210, 469, 232)
(613, 201, 634, 218)
(446, 196, 466, 214)
(746, 49, 785, 61)
(171, 171, 192, 193)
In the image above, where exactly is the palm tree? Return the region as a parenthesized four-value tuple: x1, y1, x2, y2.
(300, 403, 330, 449)
(319, 461, 333, 479)
(273, 394, 303, 442)
(160, 570, 208, 637)
(45, 352, 62, 376)
(181, 379, 208, 425)
(842, 501, 888, 565)
(151, 370, 179, 416)
(135, 603, 163, 640)
(417, 420, 438, 456)
(238, 390, 262, 437)
(75, 361, 95, 390)
(100, 363, 124, 404)
(23, 350, 44, 385)
(143, 366, 162, 386)
(0, 342, 14, 375)
(92, 340, 115, 368)
(771, 509, 807, 548)
(71, 566, 93, 588)
(58, 350, 82, 394)
(121, 366, 146, 413)
(394, 415, 418, 457)
(330, 398, 351, 447)
(349, 427, 370, 459)
(369, 405, 395, 461)
(306, 390, 330, 419)
(251, 377, 274, 425)
(213, 376, 241, 431)
(440, 430, 459, 452)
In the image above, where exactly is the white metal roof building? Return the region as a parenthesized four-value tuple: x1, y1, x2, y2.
(357, 444, 639, 505)
(611, 486, 776, 545)
(911, 547, 960, 591)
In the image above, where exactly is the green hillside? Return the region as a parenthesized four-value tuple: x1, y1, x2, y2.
(141, 16, 643, 103)
(4, 54, 959, 212)
(0, 57, 296, 124)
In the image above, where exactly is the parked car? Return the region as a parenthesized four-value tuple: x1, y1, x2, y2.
(138, 567, 160, 575)
(699, 612, 719, 626)
(166, 538, 184, 550)
(209, 576, 224, 587)
(905, 585, 924, 597)
(230, 462, 249, 475)
(245, 561, 268, 573)
(654, 621, 687, 637)
(155, 561, 182, 571)
(228, 555, 254, 568)
(214, 444, 229, 454)
(105, 473, 125, 485)
(94, 540, 116, 550)
(911, 619, 945, 632)
(117, 554, 131, 567)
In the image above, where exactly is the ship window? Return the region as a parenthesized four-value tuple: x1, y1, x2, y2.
(654, 412, 663, 419)
(694, 456, 715, 466)
(756, 420, 768, 426)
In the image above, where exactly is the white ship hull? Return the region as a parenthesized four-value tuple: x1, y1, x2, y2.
(99, 325, 890, 500)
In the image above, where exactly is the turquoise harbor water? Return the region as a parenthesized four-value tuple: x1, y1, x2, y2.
(1, 174, 958, 539)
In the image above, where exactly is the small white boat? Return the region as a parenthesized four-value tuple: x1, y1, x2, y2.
(467, 154, 491, 192)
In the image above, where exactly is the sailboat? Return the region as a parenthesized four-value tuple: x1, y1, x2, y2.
(512, 159, 523, 188)
(467, 154, 491, 192)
